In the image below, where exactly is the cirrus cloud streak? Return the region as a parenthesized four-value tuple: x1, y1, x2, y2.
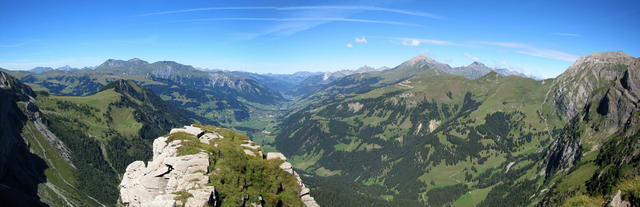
(138, 6, 442, 19)
(395, 37, 579, 62)
(178, 17, 422, 27)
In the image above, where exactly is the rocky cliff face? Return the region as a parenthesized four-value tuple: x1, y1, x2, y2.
(120, 125, 318, 207)
(539, 53, 640, 206)
(0, 71, 74, 206)
(550, 51, 635, 121)
(542, 52, 639, 175)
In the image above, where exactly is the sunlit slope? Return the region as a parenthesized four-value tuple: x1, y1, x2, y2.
(34, 79, 192, 204)
(277, 71, 559, 206)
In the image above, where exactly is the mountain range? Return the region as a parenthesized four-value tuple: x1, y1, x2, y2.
(1, 51, 638, 206)
(275, 51, 639, 206)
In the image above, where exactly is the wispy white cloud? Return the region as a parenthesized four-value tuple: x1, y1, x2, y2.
(551, 33, 580, 37)
(346, 43, 353, 48)
(395, 38, 452, 46)
(181, 17, 422, 27)
(392, 37, 580, 63)
(277, 6, 443, 19)
(0, 40, 39, 48)
(355, 36, 367, 44)
(139, 6, 442, 19)
(141, 6, 435, 40)
(182, 18, 419, 40)
(464, 53, 479, 61)
(138, 7, 274, 16)
(477, 41, 579, 62)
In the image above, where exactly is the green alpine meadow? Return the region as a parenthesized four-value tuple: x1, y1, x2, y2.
(1, 1, 639, 206)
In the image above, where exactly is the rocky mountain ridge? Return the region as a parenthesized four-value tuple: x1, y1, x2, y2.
(550, 51, 635, 121)
(394, 55, 538, 80)
(541, 52, 640, 199)
(120, 125, 318, 207)
(7, 58, 285, 124)
(0, 71, 81, 206)
(275, 51, 640, 206)
(287, 65, 389, 97)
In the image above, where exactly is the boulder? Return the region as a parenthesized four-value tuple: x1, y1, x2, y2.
(185, 186, 217, 207)
(604, 190, 631, 207)
(279, 162, 294, 174)
(244, 149, 257, 157)
(241, 143, 260, 150)
(200, 133, 221, 144)
(301, 195, 319, 207)
(170, 125, 204, 137)
(266, 152, 287, 161)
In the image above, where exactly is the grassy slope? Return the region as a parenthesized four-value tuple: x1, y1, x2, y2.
(19, 118, 103, 206)
(40, 89, 125, 138)
(33, 80, 191, 205)
(276, 72, 561, 206)
(11, 69, 290, 152)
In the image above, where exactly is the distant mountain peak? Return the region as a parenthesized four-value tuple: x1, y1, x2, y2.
(494, 68, 541, 80)
(353, 65, 387, 73)
(55, 65, 74, 71)
(589, 51, 631, 59)
(127, 58, 149, 65)
(155, 60, 179, 64)
(469, 61, 486, 67)
(102, 59, 128, 67)
(572, 51, 635, 67)
(30, 66, 54, 73)
(101, 58, 149, 68)
(396, 55, 451, 71)
(356, 65, 374, 71)
(408, 55, 438, 64)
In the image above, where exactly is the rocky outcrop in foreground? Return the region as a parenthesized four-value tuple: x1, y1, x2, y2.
(119, 125, 318, 207)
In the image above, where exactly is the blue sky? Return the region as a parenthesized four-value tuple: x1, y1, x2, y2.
(1, 0, 639, 78)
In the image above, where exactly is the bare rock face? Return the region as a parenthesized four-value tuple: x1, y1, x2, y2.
(604, 190, 631, 207)
(543, 53, 639, 175)
(120, 127, 217, 207)
(120, 126, 319, 207)
(169, 125, 204, 137)
(550, 51, 635, 121)
(347, 102, 364, 112)
(200, 133, 221, 144)
(265, 152, 286, 161)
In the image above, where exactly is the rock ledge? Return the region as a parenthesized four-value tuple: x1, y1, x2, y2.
(119, 125, 319, 207)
